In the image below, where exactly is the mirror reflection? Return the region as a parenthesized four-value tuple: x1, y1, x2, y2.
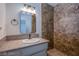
(20, 11, 36, 34)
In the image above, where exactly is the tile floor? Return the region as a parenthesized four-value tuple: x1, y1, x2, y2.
(47, 48, 67, 56)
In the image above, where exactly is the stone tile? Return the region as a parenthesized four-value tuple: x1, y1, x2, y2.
(54, 3, 79, 55)
(42, 3, 54, 49)
(48, 48, 67, 56)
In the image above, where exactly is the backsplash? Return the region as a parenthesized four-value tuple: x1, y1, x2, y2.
(54, 3, 79, 55)
(6, 33, 39, 40)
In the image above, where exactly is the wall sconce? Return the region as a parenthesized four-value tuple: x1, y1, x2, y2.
(21, 4, 36, 14)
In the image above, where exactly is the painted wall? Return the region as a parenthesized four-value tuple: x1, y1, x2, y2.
(35, 4, 42, 37)
(0, 4, 6, 40)
(6, 3, 42, 37)
(6, 3, 22, 35)
(54, 3, 79, 55)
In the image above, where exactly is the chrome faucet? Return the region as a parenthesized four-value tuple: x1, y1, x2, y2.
(29, 34, 31, 39)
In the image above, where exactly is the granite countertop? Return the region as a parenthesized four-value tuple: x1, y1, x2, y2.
(0, 38, 49, 53)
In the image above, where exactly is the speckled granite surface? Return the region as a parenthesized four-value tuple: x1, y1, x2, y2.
(48, 48, 67, 56)
(42, 3, 54, 49)
(54, 3, 79, 55)
(0, 38, 49, 53)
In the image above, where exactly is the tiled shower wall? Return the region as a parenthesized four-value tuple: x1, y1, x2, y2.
(54, 3, 79, 55)
(42, 4, 54, 49)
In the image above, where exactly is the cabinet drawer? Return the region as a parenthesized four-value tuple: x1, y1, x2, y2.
(22, 43, 48, 56)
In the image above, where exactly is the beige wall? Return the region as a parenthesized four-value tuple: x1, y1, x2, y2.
(0, 4, 6, 40)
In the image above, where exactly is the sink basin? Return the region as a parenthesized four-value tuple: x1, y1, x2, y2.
(22, 38, 41, 44)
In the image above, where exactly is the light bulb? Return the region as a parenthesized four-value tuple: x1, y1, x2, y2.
(21, 7, 27, 11)
(21, 4, 36, 14)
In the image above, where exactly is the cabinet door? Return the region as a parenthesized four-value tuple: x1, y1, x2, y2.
(22, 43, 48, 56)
(7, 49, 22, 56)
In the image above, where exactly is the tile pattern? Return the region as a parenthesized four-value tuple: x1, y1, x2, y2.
(48, 48, 67, 56)
(41, 3, 54, 49)
(54, 3, 79, 55)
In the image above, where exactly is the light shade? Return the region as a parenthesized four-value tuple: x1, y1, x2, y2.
(21, 4, 36, 14)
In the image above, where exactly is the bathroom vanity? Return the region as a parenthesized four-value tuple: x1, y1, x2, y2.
(0, 38, 48, 56)
(0, 4, 49, 56)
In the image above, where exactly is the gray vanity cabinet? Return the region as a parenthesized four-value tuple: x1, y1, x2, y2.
(7, 49, 22, 56)
(0, 52, 7, 56)
(0, 43, 48, 56)
(32, 50, 47, 56)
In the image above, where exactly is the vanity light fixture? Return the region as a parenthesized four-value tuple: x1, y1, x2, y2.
(21, 4, 36, 14)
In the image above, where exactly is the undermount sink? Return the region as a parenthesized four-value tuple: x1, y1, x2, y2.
(22, 38, 41, 44)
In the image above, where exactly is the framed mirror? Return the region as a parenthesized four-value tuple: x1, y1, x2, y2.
(19, 11, 36, 34)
